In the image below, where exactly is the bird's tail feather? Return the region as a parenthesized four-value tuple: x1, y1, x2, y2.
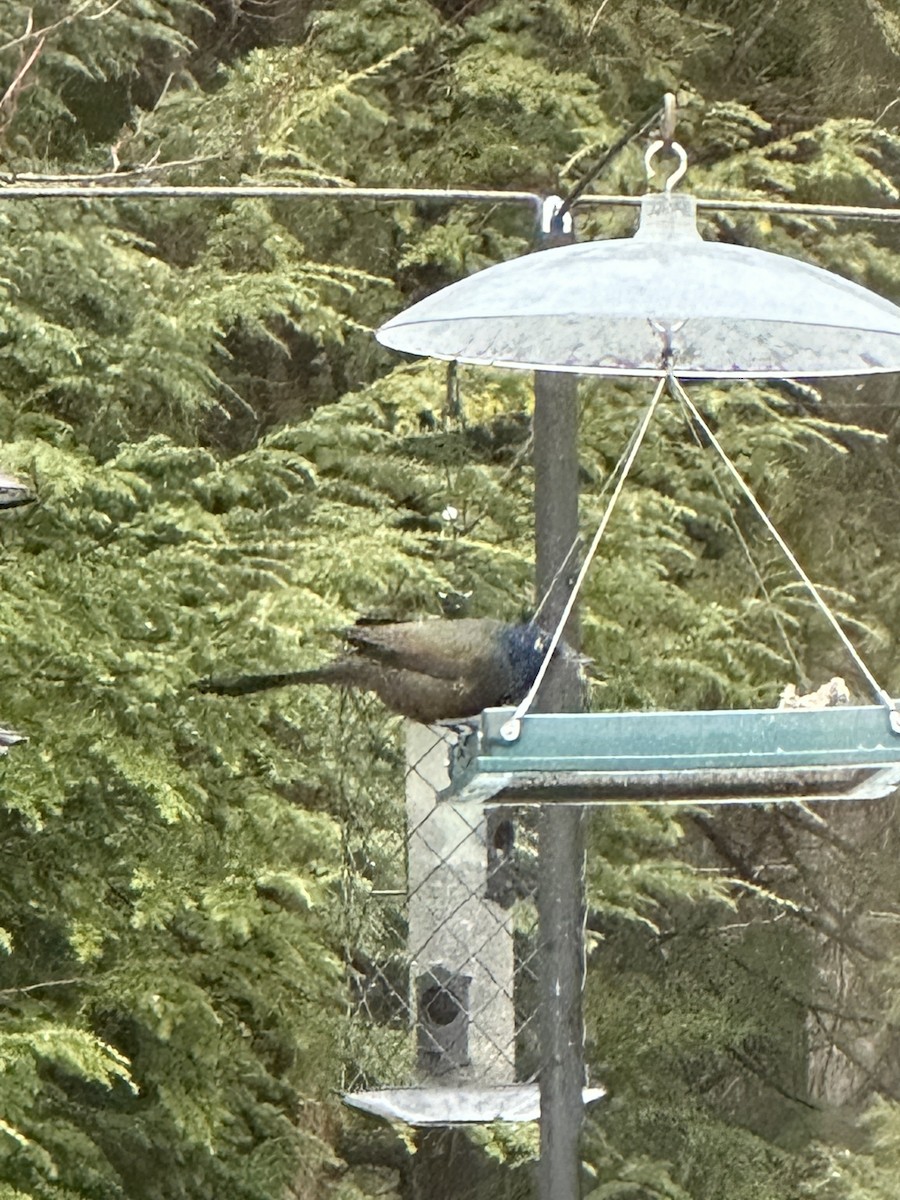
(195, 667, 335, 696)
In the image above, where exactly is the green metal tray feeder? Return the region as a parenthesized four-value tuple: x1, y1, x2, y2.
(446, 705, 900, 807)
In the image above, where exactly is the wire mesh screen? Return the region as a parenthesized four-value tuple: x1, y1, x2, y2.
(341, 724, 542, 1101)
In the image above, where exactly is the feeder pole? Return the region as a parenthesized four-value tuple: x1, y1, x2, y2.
(533, 208, 586, 1200)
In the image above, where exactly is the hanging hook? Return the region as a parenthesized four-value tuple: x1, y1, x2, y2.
(645, 92, 687, 191)
(644, 139, 689, 192)
(659, 91, 677, 144)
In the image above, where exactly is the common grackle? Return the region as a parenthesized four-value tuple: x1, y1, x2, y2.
(196, 617, 560, 724)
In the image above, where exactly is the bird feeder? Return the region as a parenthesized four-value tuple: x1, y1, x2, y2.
(446, 705, 900, 807)
(0, 729, 25, 754)
(346, 134, 900, 1132)
(376, 165, 900, 805)
(343, 723, 606, 1126)
(0, 472, 36, 511)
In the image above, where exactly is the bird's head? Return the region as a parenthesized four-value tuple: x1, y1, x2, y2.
(502, 622, 589, 701)
(498, 623, 551, 698)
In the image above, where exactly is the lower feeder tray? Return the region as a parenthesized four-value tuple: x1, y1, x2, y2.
(342, 1084, 606, 1125)
(444, 705, 900, 806)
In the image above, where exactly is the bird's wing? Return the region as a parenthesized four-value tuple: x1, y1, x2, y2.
(346, 662, 494, 723)
(345, 618, 506, 681)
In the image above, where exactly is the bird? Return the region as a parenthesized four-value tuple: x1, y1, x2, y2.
(196, 617, 562, 724)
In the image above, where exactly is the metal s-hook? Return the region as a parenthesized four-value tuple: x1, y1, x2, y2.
(644, 139, 689, 192)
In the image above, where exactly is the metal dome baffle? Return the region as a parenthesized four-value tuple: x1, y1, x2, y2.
(377, 189, 900, 379)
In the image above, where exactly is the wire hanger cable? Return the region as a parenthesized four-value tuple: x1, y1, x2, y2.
(679, 397, 809, 687)
(530, 395, 656, 628)
(668, 373, 900, 732)
(501, 375, 667, 742)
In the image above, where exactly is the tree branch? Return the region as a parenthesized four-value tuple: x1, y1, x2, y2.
(0, 35, 45, 131)
(728, 1043, 819, 1109)
(0, 0, 122, 55)
(0, 977, 83, 997)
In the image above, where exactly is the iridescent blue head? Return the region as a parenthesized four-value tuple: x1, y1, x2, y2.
(501, 623, 552, 702)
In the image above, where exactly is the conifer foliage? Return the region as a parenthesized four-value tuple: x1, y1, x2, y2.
(0, 1, 899, 1197)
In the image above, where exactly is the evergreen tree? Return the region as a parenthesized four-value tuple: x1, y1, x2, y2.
(0, 1, 898, 1197)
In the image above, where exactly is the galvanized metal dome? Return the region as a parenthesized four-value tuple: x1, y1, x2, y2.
(377, 192, 900, 379)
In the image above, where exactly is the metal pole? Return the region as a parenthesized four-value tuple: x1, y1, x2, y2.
(533, 363, 585, 1200)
